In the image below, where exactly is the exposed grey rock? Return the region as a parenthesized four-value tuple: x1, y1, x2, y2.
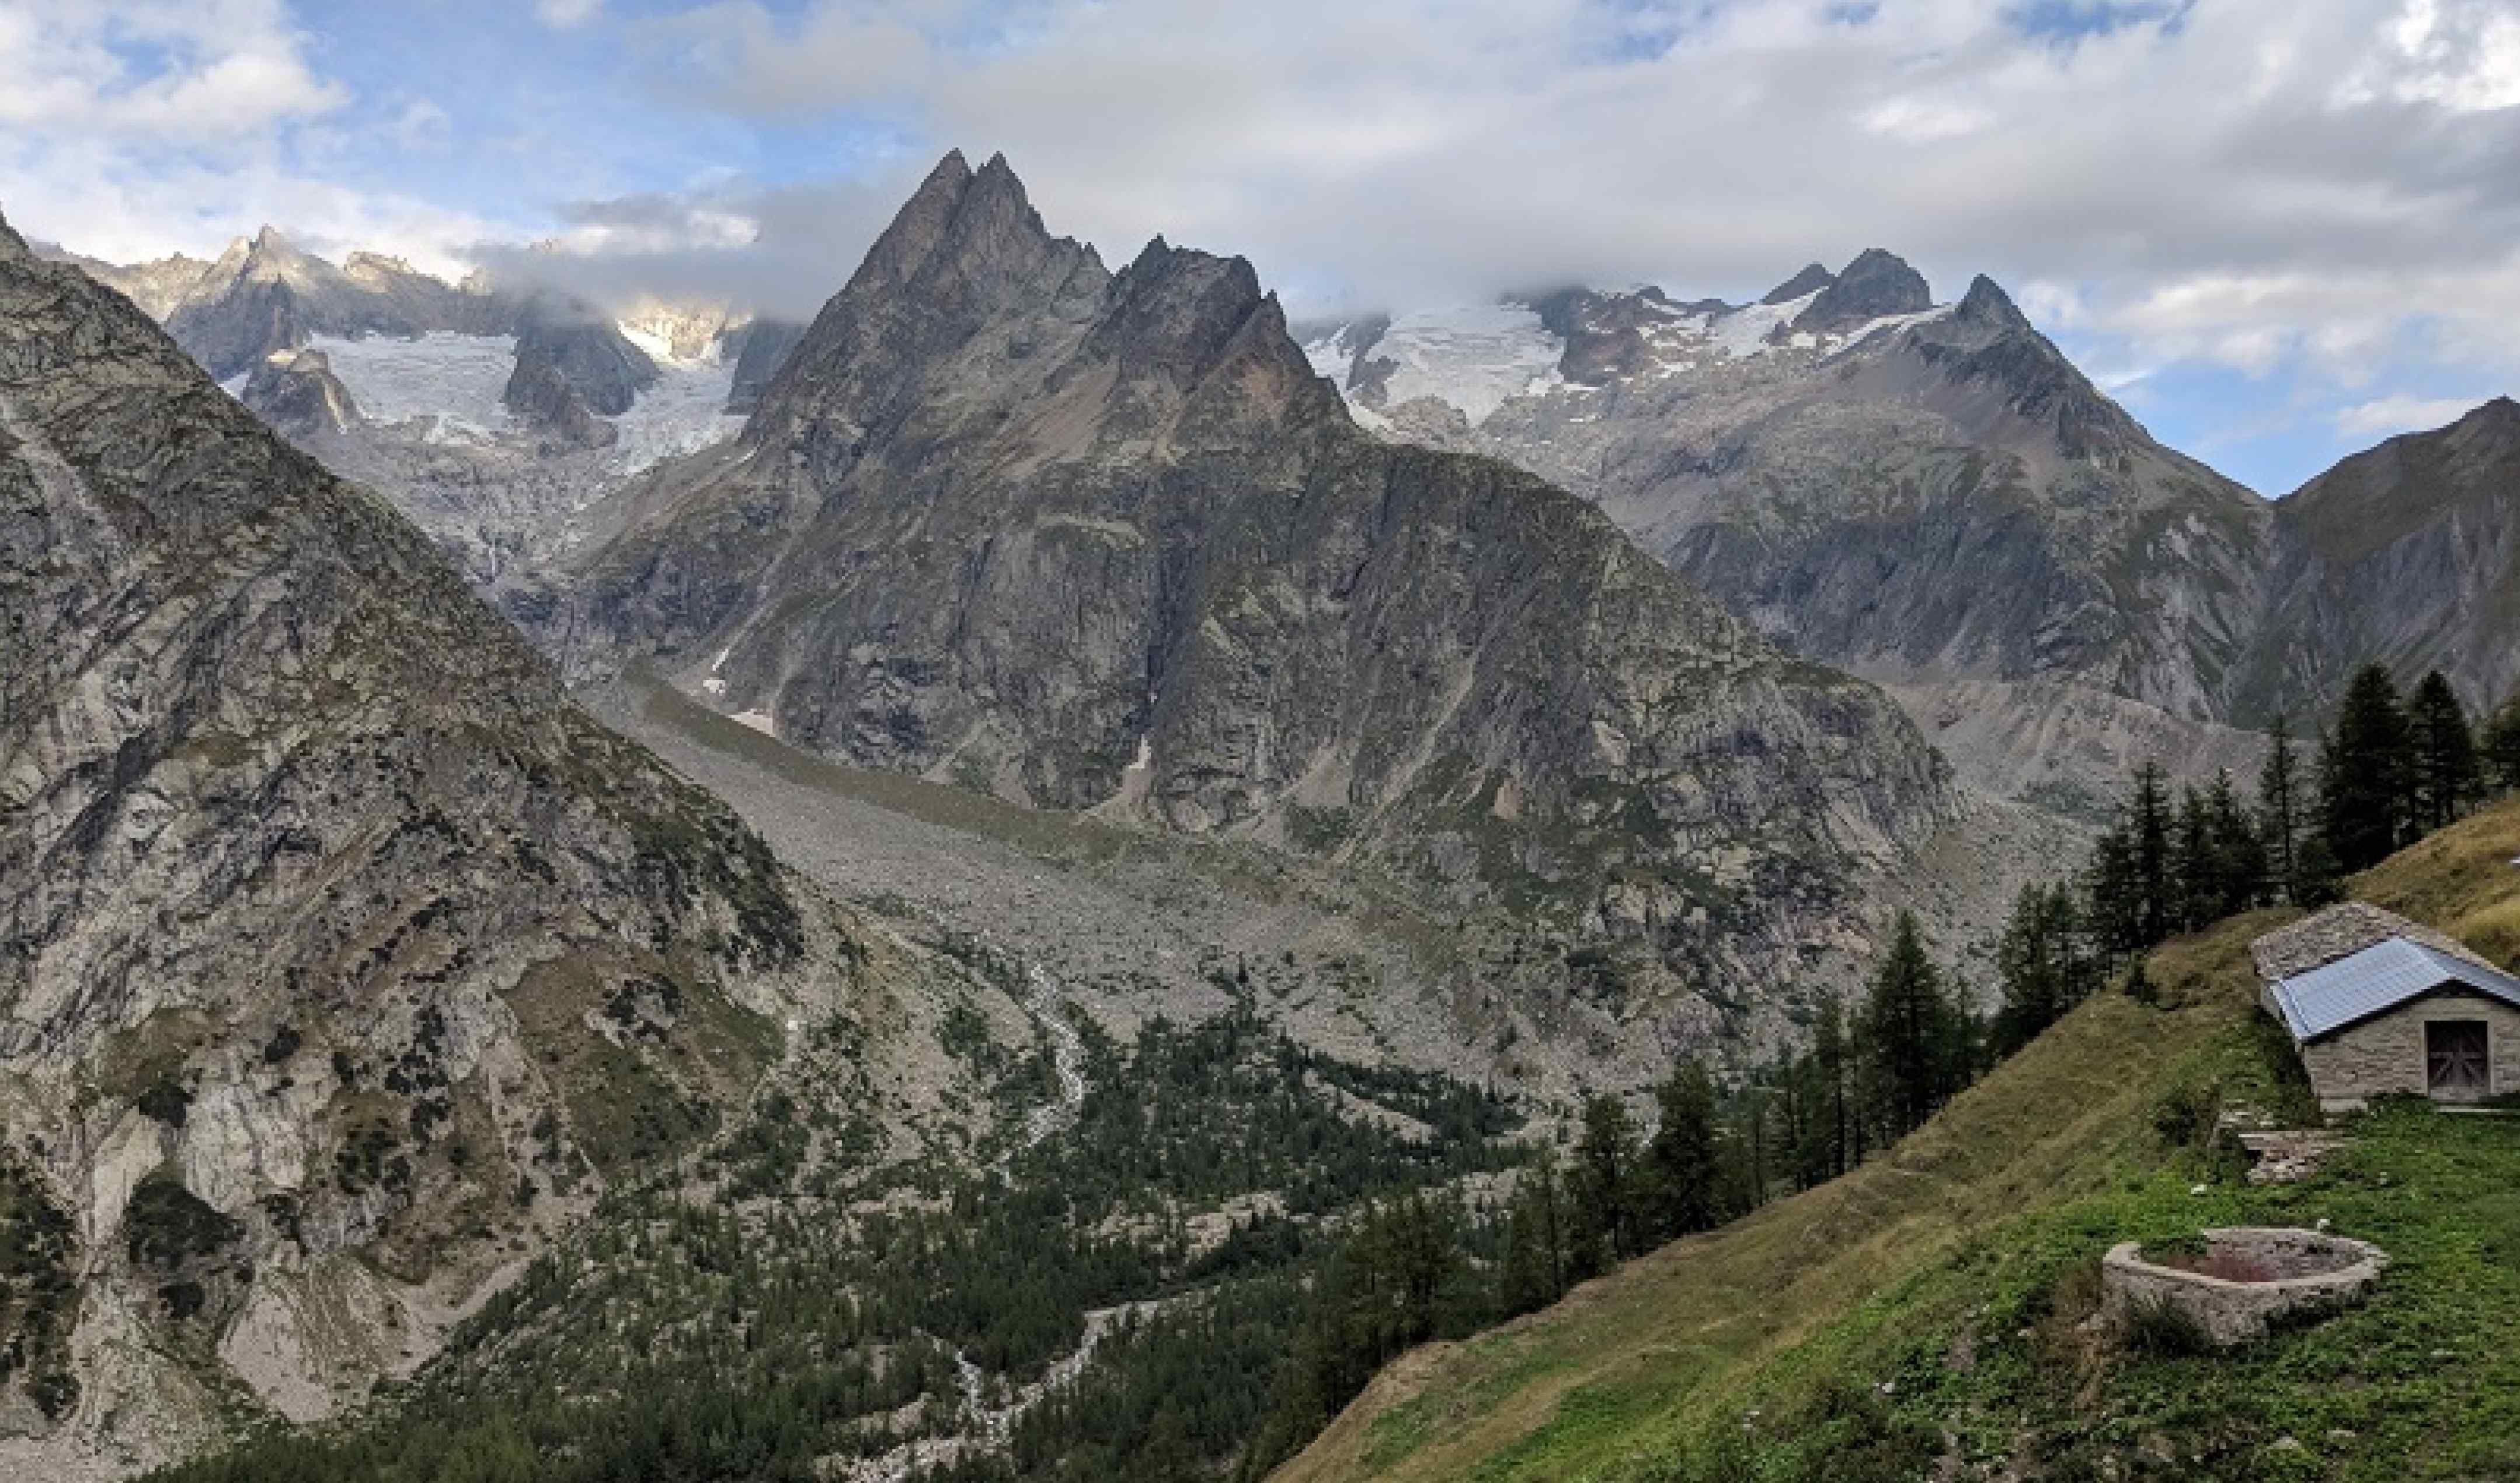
(1884, 680, 2269, 826)
(502, 351, 618, 451)
(2241, 398, 2520, 717)
(1527, 287, 1691, 385)
(1794, 248, 1931, 333)
(1762, 263, 1834, 305)
(722, 318, 806, 415)
(548, 152, 1964, 1043)
(1308, 262, 2278, 815)
(238, 349, 360, 438)
(162, 228, 514, 381)
(32, 244, 214, 321)
(0, 215, 864, 1468)
(502, 297, 656, 440)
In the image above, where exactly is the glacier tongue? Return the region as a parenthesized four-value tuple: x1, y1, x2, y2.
(1367, 303, 1565, 425)
(608, 354, 743, 476)
(307, 330, 741, 473)
(310, 332, 514, 436)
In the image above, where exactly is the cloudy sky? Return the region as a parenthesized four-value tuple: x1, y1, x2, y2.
(4, 0, 2518, 492)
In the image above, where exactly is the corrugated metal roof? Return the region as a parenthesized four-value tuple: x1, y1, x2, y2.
(2268, 936, 2520, 1043)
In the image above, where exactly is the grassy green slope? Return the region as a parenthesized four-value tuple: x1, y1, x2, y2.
(1276, 803, 2520, 1483)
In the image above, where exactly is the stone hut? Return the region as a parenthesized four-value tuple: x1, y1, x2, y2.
(2252, 903, 2520, 1113)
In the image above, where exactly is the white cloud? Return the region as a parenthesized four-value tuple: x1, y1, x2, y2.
(0, 2, 521, 274)
(602, 0, 2520, 356)
(2334, 392, 2493, 437)
(10, 0, 2520, 470)
(1858, 96, 1996, 144)
(0, 0, 344, 137)
(536, 0, 603, 29)
(392, 99, 453, 153)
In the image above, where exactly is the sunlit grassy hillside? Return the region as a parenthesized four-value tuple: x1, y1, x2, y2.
(1276, 800, 2520, 1483)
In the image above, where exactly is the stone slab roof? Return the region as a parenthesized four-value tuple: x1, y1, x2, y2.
(2248, 901, 2492, 982)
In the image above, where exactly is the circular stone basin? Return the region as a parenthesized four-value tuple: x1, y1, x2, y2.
(2103, 1227, 2387, 1348)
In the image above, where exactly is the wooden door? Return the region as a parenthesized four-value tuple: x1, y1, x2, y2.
(2427, 1021, 2490, 1096)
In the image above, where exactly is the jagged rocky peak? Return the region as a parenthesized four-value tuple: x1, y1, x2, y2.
(1080, 235, 1332, 434)
(1954, 271, 2032, 331)
(2434, 394, 2520, 454)
(2235, 392, 2520, 721)
(1894, 271, 2149, 462)
(1763, 261, 1836, 304)
(0, 206, 25, 259)
(239, 346, 361, 438)
(746, 148, 1109, 451)
(503, 292, 657, 438)
(1795, 248, 1931, 332)
(558, 151, 1961, 1071)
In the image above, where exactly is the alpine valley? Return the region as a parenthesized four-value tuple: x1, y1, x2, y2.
(9, 141, 2520, 1483)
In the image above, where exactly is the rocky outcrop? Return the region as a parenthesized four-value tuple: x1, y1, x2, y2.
(32, 246, 215, 321)
(501, 298, 656, 445)
(501, 352, 618, 451)
(163, 228, 513, 382)
(555, 154, 1961, 1027)
(238, 349, 361, 439)
(1762, 263, 1833, 305)
(1794, 248, 1931, 333)
(0, 206, 851, 1470)
(2240, 399, 2520, 718)
(722, 318, 805, 415)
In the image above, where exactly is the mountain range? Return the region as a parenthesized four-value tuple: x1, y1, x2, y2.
(540, 151, 1980, 1056)
(1300, 255, 2520, 819)
(13, 148, 2520, 1482)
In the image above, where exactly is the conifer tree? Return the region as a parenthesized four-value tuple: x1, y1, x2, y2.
(2258, 715, 2304, 902)
(1861, 911, 1950, 1143)
(2172, 785, 2213, 932)
(2295, 826, 2345, 907)
(1810, 998, 1855, 1180)
(2085, 822, 2144, 958)
(2408, 670, 2479, 831)
(2204, 769, 2266, 919)
(1496, 1153, 1564, 1318)
(1992, 883, 2090, 1056)
(2323, 665, 2412, 871)
(1567, 1095, 1637, 1276)
(2131, 760, 2174, 944)
(1645, 1060, 1721, 1240)
(2482, 692, 2520, 793)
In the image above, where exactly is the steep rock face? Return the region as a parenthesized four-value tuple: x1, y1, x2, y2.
(1794, 248, 1931, 333)
(558, 154, 1960, 1016)
(0, 209, 843, 1471)
(501, 353, 619, 451)
(163, 229, 513, 382)
(722, 318, 806, 415)
(1762, 263, 1834, 305)
(1656, 279, 2270, 718)
(1306, 267, 2277, 817)
(502, 300, 657, 438)
(238, 349, 361, 439)
(1327, 275, 2273, 720)
(2243, 399, 2520, 716)
(32, 246, 215, 321)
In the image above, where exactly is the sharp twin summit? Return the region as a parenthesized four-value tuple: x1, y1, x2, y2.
(7, 13, 2520, 1481)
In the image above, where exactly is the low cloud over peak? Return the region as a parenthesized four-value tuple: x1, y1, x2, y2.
(7, 1, 2520, 490)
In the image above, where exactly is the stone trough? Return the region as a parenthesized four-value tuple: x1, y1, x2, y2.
(2101, 1227, 2387, 1348)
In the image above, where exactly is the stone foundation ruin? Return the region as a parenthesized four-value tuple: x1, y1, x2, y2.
(2102, 1227, 2387, 1348)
